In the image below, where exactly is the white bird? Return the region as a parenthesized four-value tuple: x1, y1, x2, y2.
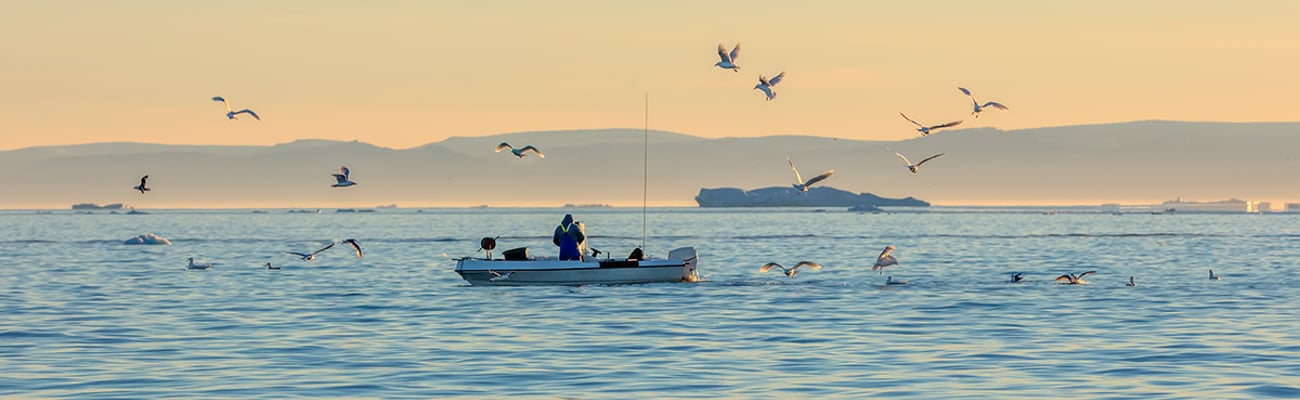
(1055, 271, 1095, 285)
(714, 43, 741, 72)
(186, 257, 212, 270)
(488, 270, 515, 282)
(754, 71, 785, 101)
(331, 166, 357, 188)
(266, 262, 280, 270)
(759, 261, 822, 278)
(1209, 269, 1221, 280)
(871, 246, 899, 275)
(133, 175, 150, 194)
(1126, 276, 1136, 286)
(957, 87, 1009, 118)
(889, 148, 945, 174)
(899, 113, 962, 136)
(284, 241, 336, 261)
(786, 156, 833, 192)
(211, 96, 260, 120)
(1011, 272, 1025, 283)
(495, 143, 545, 158)
(341, 239, 363, 259)
(885, 275, 908, 285)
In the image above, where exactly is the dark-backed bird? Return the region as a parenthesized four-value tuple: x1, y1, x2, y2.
(871, 246, 899, 275)
(1055, 271, 1096, 285)
(342, 239, 363, 259)
(754, 71, 785, 101)
(759, 261, 822, 278)
(889, 148, 945, 174)
(284, 241, 336, 261)
(787, 156, 833, 192)
(496, 143, 544, 158)
(133, 175, 150, 194)
(957, 87, 1009, 118)
(714, 42, 741, 72)
(211, 96, 260, 120)
(331, 166, 356, 188)
(899, 112, 962, 136)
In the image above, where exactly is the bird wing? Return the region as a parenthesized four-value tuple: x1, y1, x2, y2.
(794, 261, 822, 270)
(914, 153, 945, 167)
(343, 239, 363, 258)
(140, 175, 149, 186)
(981, 101, 1009, 110)
(958, 87, 972, 96)
(310, 241, 337, 256)
(212, 96, 232, 112)
(234, 109, 260, 120)
(873, 255, 897, 268)
(878, 246, 895, 259)
(284, 251, 310, 258)
(729, 43, 741, 63)
(520, 145, 545, 158)
(717, 43, 731, 63)
(1054, 275, 1071, 282)
(768, 71, 785, 86)
(929, 120, 962, 130)
(803, 170, 833, 187)
(756, 84, 775, 100)
(759, 262, 783, 273)
(332, 174, 349, 184)
(495, 142, 513, 153)
(340, 166, 350, 179)
(891, 149, 912, 166)
(786, 156, 804, 185)
(1078, 271, 1096, 278)
(899, 113, 923, 128)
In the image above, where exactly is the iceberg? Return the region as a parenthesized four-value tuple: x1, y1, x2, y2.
(124, 233, 171, 245)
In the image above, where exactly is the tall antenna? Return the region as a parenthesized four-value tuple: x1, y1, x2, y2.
(642, 92, 649, 252)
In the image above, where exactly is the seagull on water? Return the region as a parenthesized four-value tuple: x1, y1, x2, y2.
(787, 156, 833, 192)
(759, 261, 822, 278)
(1011, 272, 1025, 283)
(266, 262, 280, 270)
(899, 113, 962, 136)
(1127, 276, 1136, 286)
(186, 257, 212, 270)
(885, 275, 908, 285)
(133, 175, 150, 194)
(211, 96, 260, 120)
(1209, 269, 1221, 280)
(872, 246, 899, 275)
(1055, 271, 1095, 285)
(889, 148, 945, 174)
(284, 241, 336, 261)
(331, 166, 357, 188)
(495, 143, 544, 158)
(714, 42, 741, 72)
(957, 87, 1009, 118)
(488, 270, 515, 282)
(754, 71, 785, 101)
(341, 239, 363, 259)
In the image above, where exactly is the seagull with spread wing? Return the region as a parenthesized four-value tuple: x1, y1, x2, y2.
(496, 143, 545, 158)
(331, 166, 356, 188)
(284, 241, 336, 261)
(957, 87, 1009, 118)
(889, 148, 945, 174)
(211, 96, 260, 120)
(871, 246, 898, 275)
(787, 156, 833, 192)
(754, 71, 785, 101)
(714, 43, 741, 72)
(133, 175, 150, 194)
(759, 261, 821, 278)
(900, 112, 962, 136)
(1055, 271, 1095, 285)
(341, 239, 363, 259)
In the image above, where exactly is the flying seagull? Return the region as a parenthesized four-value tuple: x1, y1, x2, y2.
(133, 175, 150, 194)
(331, 166, 357, 188)
(488, 270, 515, 282)
(885, 275, 908, 285)
(1011, 272, 1025, 283)
(495, 143, 545, 158)
(957, 87, 1009, 118)
(1209, 269, 1221, 280)
(284, 241, 336, 261)
(1055, 271, 1096, 285)
(186, 257, 212, 270)
(889, 148, 945, 174)
(787, 156, 833, 192)
(1126, 276, 1136, 286)
(899, 113, 962, 136)
(871, 246, 899, 275)
(759, 261, 822, 278)
(211, 96, 260, 120)
(754, 71, 785, 101)
(714, 42, 741, 72)
(341, 239, 363, 259)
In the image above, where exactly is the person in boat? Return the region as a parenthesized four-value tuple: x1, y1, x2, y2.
(552, 214, 586, 260)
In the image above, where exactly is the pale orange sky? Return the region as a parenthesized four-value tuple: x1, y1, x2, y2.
(1, 0, 1297, 151)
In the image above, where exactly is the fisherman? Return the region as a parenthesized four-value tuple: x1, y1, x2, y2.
(552, 214, 585, 261)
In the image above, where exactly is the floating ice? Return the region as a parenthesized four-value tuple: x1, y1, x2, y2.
(124, 233, 171, 245)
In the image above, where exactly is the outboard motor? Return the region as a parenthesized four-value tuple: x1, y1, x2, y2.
(668, 247, 700, 282)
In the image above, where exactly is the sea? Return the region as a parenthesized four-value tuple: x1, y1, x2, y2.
(3, 207, 1299, 399)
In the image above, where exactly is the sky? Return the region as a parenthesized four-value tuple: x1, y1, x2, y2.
(1, 0, 1298, 151)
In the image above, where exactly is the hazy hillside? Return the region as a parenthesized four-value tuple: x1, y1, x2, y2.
(1, 121, 1297, 208)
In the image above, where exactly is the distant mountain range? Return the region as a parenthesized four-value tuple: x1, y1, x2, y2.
(1, 121, 1297, 208)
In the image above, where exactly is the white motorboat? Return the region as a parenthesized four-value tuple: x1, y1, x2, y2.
(455, 247, 700, 286)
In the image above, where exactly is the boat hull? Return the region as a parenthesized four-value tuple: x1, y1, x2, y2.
(456, 247, 699, 286)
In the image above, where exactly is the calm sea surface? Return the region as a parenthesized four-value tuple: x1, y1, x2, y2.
(3, 207, 1299, 399)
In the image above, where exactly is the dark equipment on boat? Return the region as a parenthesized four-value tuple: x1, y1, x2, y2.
(628, 247, 645, 261)
(503, 247, 529, 261)
(479, 236, 499, 258)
